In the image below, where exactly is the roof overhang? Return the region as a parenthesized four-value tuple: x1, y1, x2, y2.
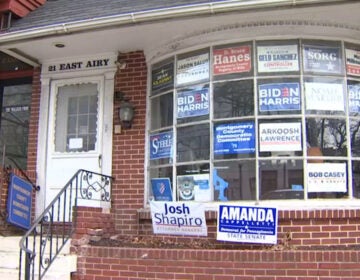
(0, 0, 359, 66)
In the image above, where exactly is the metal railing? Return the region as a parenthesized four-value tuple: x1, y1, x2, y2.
(19, 169, 113, 280)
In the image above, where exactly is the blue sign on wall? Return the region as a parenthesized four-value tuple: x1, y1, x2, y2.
(7, 174, 32, 229)
(214, 122, 255, 155)
(217, 205, 278, 244)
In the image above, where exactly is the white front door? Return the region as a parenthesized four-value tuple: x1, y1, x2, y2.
(44, 76, 111, 212)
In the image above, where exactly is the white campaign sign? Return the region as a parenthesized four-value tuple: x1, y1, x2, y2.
(176, 53, 209, 85)
(305, 82, 344, 111)
(307, 163, 347, 192)
(257, 44, 299, 72)
(150, 201, 208, 236)
(259, 122, 302, 152)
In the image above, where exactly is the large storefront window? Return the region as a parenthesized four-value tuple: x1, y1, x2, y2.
(0, 78, 32, 170)
(148, 39, 360, 203)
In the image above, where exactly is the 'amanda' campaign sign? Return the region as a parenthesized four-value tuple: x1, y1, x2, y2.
(150, 201, 207, 236)
(217, 204, 278, 244)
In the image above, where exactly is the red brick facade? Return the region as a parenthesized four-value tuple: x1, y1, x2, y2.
(112, 51, 147, 235)
(2, 50, 360, 279)
(74, 246, 360, 280)
(69, 51, 360, 279)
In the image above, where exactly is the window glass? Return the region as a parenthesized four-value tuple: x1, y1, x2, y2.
(148, 39, 359, 202)
(55, 83, 98, 152)
(352, 160, 360, 198)
(177, 124, 210, 162)
(214, 161, 256, 201)
(150, 92, 173, 130)
(306, 118, 347, 157)
(213, 80, 253, 118)
(0, 80, 32, 169)
(350, 119, 360, 157)
(259, 159, 304, 200)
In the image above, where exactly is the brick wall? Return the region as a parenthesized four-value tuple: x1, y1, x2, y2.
(112, 51, 147, 235)
(73, 206, 115, 239)
(73, 246, 360, 280)
(71, 206, 360, 279)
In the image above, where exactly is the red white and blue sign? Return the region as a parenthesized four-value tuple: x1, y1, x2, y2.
(150, 131, 173, 160)
(259, 82, 300, 112)
(214, 122, 255, 155)
(151, 178, 173, 201)
(217, 204, 278, 244)
(7, 174, 32, 229)
(177, 88, 209, 119)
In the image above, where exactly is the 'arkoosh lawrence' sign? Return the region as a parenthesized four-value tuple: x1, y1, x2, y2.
(217, 204, 278, 244)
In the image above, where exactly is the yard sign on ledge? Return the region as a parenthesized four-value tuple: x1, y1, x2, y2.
(150, 201, 207, 236)
(7, 173, 32, 229)
(217, 204, 278, 244)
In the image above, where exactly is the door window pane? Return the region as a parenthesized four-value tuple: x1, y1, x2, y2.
(55, 83, 98, 152)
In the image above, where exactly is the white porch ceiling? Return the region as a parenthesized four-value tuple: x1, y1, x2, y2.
(1, 2, 359, 65)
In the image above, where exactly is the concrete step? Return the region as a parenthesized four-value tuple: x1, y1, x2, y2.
(0, 268, 18, 280)
(0, 236, 76, 280)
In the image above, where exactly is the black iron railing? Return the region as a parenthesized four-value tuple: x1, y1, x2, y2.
(19, 169, 113, 280)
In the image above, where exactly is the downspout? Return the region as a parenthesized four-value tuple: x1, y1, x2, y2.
(0, 0, 353, 45)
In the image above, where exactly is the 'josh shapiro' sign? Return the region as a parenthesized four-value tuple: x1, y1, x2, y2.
(150, 201, 207, 236)
(217, 204, 278, 244)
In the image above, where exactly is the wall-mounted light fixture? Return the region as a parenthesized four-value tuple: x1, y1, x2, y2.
(115, 91, 135, 129)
